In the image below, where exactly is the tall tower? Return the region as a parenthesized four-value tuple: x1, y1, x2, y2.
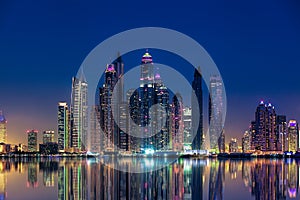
(70, 74, 88, 152)
(139, 51, 155, 150)
(288, 120, 298, 152)
(276, 115, 287, 151)
(253, 101, 277, 151)
(191, 67, 203, 150)
(0, 112, 7, 144)
(100, 64, 117, 152)
(209, 75, 224, 151)
(27, 130, 38, 152)
(58, 102, 69, 151)
(171, 94, 184, 151)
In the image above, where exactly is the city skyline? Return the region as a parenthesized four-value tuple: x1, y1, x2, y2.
(1, 1, 300, 146)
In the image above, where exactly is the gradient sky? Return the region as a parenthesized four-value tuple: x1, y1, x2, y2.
(1, 0, 300, 145)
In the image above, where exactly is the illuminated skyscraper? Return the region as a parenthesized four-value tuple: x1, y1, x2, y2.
(209, 75, 224, 151)
(43, 130, 54, 144)
(242, 131, 251, 153)
(288, 120, 298, 152)
(99, 64, 117, 152)
(252, 101, 277, 151)
(276, 115, 287, 151)
(27, 130, 38, 152)
(229, 138, 238, 153)
(58, 102, 69, 151)
(183, 107, 192, 148)
(90, 105, 101, 153)
(171, 94, 184, 151)
(192, 67, 203, 150)
(71, 74, 88, 151)
(0, 112, 7, 144)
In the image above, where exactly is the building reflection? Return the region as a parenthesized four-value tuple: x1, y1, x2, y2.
(1, 158, 300, 199)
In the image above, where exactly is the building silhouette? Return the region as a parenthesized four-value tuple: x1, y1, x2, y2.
(0, 112, 7, 144)
(191, 67, 203, 150)
(58, 102, 69, 151)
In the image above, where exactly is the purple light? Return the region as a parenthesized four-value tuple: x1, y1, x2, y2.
(106, 64, 115, 72)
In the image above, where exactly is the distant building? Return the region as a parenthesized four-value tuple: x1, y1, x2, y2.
(209, 75, 224, 151)
(43, 130, 54, 144)
(218, 130, 225, 153)
(288, 120, 298, 152)
(276, 115, 287, 151)
(171, 93, 184, 152)
(39, 143, 58, 155)
(191, 67, 203, 150)
(90, 105, 101, 153)
(71, 74, 88, 151)
(183, 107, 192, 149)
(0, 112, 7, 144)
(27, 130, 38, 152)
(229, 138, 238, 153)
(242, 131, 251, 152)
(58, 102, 69, 151)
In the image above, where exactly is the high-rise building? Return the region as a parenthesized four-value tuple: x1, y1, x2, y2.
(251, 101, 277, 151)
(171, 93, 184, 151)
(99, 64, 117, 152)
(229, 138, 238, 153)
(43, 130, 54, 144)
(27, 130, 38, 152)
(70, 74, 88, 151)
(218, 130, 225, 153)
(183, 107, 192, 149)
(0, 112, 7, 144)
(276, 115, 287, 151)
(209, 75, 224, 151)
(288, 120, 298, 152)
(191, 67, 203, 150)
(58, 102, 69, 151)
(90, 105, 101, 153)
(242, 131, 251, 153)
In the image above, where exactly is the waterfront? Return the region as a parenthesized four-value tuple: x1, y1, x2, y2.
(0, 158, 300, 200)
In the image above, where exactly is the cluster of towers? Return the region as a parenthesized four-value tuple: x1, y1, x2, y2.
(242, 101, 299, 153)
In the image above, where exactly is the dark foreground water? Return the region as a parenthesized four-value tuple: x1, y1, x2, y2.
(0, 157, 299, 200)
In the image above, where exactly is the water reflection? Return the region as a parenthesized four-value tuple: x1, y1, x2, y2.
(1, 158, 300, 199)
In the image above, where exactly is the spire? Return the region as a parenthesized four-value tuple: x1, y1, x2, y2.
(105, 64, 116, 73)
(78, 68, 87, 82)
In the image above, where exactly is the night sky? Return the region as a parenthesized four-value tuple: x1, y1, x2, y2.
(1, 0, 300, 144)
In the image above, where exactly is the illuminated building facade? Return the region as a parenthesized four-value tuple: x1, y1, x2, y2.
(71, 74, 88, 151)
(171, 94, 184, 151)
(90, 105, 101, 153)
(242, 131, 251, 152)
(27, 130, 38, 152)
(276, 115, 287, 151)
(209, 75, 224, 151)
(183, 107, 192, 148)
(251, 101, 277, 151)
(43, 130, 54, 144)
(229, 138, 238, 153)
(288, 120, 298, 152)
(218, 130, 225, 153)
(0, 112, 7, 144)
(58, 102, 69, 151)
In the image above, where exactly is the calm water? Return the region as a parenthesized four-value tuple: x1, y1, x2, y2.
(0, 157, 299, 200)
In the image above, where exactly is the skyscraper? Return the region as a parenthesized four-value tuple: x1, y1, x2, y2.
(183, 107, 192, 149)
(192, 67, 203, 150)
(43, 130, 54, 144)
(0, 112, 7, 144)
(252, 101, 277, 151)
(229, 138, 238, 153)
(171, 93, 184, 151)
(209, 75, 224, 151)
(70, 74, 88, 152)
(276, 115, 287, 151)
(27, 130, 38, 152)
(242, 131, 251, 153)
(90, 105, 101, 153)
(139, 51, 155, 150)
(288, 120, 298, 152)
(99, 64, 117, 152)
(58, 102, 69, 151)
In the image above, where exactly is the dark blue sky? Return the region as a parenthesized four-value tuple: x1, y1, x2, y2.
(1, 0, 300, 144)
